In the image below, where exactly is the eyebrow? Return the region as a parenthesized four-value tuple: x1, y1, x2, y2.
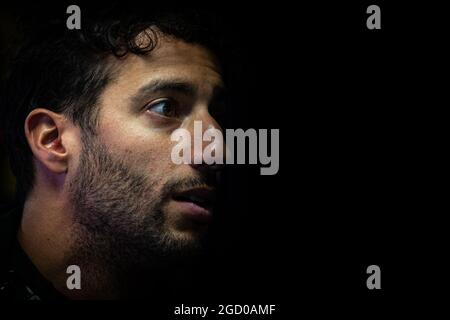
(130, 78, 226, 105)
(130, 79, 197, 105)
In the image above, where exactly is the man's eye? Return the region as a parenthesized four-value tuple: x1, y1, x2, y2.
(146, 99, 176, 118)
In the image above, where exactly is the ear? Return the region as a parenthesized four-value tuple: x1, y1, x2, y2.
(24, 108, 69, 174)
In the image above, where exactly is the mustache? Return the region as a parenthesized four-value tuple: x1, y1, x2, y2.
(164, 176, 216, 195)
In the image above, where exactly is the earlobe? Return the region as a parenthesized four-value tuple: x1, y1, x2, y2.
(24, 108, 69, 174)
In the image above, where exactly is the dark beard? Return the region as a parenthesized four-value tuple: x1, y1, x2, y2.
(66, 135, 206, 298)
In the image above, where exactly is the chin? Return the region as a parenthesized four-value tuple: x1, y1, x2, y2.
(161, 225, 208, 254)
(169, 226, 207, 242)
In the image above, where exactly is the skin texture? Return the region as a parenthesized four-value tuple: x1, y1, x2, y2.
(17, 33, 225, 299)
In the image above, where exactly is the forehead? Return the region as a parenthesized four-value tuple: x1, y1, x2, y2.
(111, 35, 223, 89)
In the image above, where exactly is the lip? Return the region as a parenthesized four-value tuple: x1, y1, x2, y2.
(172, 200, 213, 224)
(172, 187, 216, 224)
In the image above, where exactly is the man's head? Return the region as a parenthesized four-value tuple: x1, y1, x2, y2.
(1, 7, 228, 282)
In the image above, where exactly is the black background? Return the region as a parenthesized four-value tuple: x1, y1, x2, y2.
(0, 0, 446, 317)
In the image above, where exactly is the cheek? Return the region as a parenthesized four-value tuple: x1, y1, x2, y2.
(102, 127, 176, 175)
(99, 112, 185, 178)
(129, 142, 173, 174)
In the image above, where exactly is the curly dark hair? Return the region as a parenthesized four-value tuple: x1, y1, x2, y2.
(0, 3, 229, 203)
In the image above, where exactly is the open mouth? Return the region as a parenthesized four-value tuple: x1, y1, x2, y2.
(172, 187, 216, 209)
(172, 187, 217, 224)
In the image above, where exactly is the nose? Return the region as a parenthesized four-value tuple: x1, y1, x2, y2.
(186, 111, 225, 172)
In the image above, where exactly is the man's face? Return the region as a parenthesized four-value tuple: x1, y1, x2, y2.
(67, 34, 225, 266)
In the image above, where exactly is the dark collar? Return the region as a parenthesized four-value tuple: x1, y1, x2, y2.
(0, 204, 66, 301)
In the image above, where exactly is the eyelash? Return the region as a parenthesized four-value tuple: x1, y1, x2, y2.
(143, 97, 227, 126)
(144, 98, 178, 118)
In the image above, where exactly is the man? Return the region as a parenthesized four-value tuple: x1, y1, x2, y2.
(0, 6, 228, 300)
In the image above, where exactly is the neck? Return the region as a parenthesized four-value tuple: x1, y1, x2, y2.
(17, 186, 121, 299)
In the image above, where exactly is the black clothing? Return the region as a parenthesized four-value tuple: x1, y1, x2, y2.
(0, 204, 65, 300)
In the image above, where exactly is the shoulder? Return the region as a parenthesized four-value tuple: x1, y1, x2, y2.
(0, 203, 21, 275)
(0, 203, 22, 299)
